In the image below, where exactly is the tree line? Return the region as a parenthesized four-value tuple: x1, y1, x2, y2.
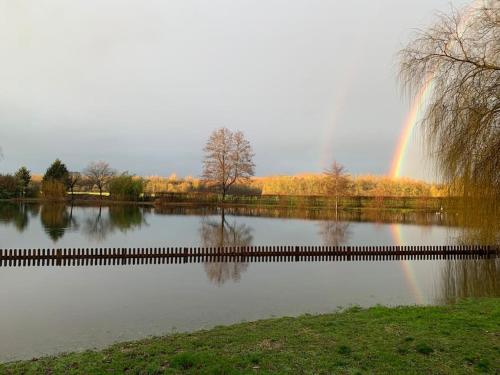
(0, 159, 144, 201)
(145, 172, 448, 198)
(1, 127, 450, 204)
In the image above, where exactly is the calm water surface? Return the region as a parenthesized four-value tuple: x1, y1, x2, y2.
(0, 203, 497, 361)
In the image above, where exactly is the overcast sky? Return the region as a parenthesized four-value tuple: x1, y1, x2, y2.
(0, 0, 469, 179)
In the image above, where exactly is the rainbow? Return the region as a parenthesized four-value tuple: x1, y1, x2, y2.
(389, 77, 433, 179)
(389, 0, 483, 179)
(390, 224, 424, 304)
(385, 0, 485, 305)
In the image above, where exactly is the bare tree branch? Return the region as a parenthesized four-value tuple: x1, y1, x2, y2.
(202, 128, 255, 200)
(324, 161, 350, 219)
(84, 161, 116, 198)
(399, 1, 500, 197)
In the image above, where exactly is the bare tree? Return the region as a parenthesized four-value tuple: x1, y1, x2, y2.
(202, 128, 255, 201)
(84, 161, 116, 198)
(68, 172, 81, 199)
(399, 2, 500, 198)
(324, 161, 350, 218)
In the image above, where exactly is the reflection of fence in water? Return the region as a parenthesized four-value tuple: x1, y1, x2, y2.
(0, 245, 498, 267)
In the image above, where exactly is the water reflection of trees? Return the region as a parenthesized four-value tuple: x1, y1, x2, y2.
(200, 210, 253, 286)
(83, 206, 113, 241)
(438, 201, 499, 303)
(451, 200, 500, 246)
(0, 203, 149, 242)
(156, 206, 448, 227)
(110, 206, 149, 232)
(83, 205, 148, 241)
(437, 259, 499, 304)
(0, 202, 38, 232)
(318, 220, 351, 246)
(40, 204, 77, 242)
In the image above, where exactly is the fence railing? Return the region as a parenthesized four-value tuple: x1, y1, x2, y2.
(0, 245, 498, 267)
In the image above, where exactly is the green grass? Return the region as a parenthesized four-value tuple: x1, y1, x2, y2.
(1, 299, 499, 374)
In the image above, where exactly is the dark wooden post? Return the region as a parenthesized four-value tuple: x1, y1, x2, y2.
(56, 248, 62, 266)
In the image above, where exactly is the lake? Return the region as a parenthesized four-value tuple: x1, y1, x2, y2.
(0, 202, 497, 361)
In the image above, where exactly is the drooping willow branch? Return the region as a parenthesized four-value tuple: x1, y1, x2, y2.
(399, 2, 499, 198)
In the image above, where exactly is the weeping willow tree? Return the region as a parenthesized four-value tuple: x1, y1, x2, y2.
(399, 1, 499, 199)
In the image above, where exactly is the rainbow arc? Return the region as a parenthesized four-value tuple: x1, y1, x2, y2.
(389, 0, 483, 179)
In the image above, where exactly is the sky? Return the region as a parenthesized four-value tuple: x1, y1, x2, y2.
(0, 0, 469, 179)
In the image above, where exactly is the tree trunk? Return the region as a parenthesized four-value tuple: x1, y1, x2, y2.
(220, 209, 226, 247)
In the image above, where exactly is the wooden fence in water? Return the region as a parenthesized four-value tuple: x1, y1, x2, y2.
(0, 245, 498, 267)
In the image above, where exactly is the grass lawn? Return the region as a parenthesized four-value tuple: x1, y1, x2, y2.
(1, 299, 499, 374)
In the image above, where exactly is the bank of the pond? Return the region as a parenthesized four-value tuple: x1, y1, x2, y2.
(1, 193, 450, 211)
(2, 299, 498, 374)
